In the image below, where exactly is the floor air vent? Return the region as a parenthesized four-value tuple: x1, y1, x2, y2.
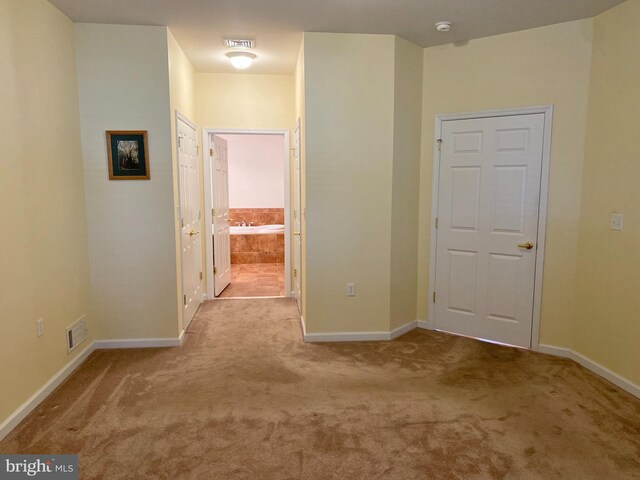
(67, 316, 88, 354)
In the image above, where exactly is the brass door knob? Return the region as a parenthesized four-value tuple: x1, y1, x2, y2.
(293, 232, 301, 236)
(517, 241, 534, 250)
(189, 230, 199, 237)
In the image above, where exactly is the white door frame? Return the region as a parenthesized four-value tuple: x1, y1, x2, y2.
(175, 110, 202, 330)
(293, 118, 302, 311)
(427, 105, 553, 351)
(202, 128, 291, 299)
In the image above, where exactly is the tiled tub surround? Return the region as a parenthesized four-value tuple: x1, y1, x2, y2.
(231, 232, 285, 264)
(229, 208, 284, 226)
(218, 208, 285, 265)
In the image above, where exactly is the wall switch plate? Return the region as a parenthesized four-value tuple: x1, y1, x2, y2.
(36, 318, 44, 337)
(611, 213, 624, 231)
(346, 283, 356, 297)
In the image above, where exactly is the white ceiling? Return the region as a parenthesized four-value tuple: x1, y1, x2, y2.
(49, 0, 623, 75)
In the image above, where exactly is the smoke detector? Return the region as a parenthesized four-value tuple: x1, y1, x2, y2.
(224, 39, 255, 49)
(435, 21, 452, 32)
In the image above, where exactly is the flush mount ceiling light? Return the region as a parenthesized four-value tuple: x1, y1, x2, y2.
(226, 52, 256, 70)
(435, 21, 452, 32)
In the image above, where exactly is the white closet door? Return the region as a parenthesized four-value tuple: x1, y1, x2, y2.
(435, 113, 545, 347)
(178, 116, 202, 328)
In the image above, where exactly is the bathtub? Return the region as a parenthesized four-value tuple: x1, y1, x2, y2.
(224, 224, 285, 264)
(229, 224, 284, 235)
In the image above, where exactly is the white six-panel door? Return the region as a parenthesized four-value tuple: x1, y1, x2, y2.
(293, 120, 302, 311)
(434, 113, 545, 347)
(178, 115, 202, 329)
(212, 135, 231, 296)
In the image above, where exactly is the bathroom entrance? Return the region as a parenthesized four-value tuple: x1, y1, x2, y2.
(203, 129, 290, 299)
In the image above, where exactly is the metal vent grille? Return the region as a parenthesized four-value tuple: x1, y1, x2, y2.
(224, 39, 255, 49)
(67, 316, 88, 354)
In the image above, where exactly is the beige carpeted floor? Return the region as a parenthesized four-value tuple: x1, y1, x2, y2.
(1, 299, 639, 479)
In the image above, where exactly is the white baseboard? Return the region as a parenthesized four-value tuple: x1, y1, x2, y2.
(538, 344, 640, 399)
(0, 342, 96, 442)
(416, 320, 431, 330)
(390, 321, 418, 339)
(0, 335, 184, 442)
(299, 315, 307, 337)
(303, 320, 418, 343)
(93, 337, 182, 349)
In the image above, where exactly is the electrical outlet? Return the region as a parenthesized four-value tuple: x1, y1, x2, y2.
(611, 213, 624, 231)
(36, 318, 44, 337)
(346, 283, 356, 297)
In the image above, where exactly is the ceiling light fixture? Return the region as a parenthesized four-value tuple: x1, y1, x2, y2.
(435, 21, 452, 32)
(226, 52, 256, 70)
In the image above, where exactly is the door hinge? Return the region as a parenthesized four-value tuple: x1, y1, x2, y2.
(199, 271, 203, 280)
(210, 148, 214, 156)
(212, 208, 216, 218)
(435, 217, 439, 229)
(437, 138, 443, 151)
(183, 294, 187, 306)
(433, 292, 436, 303)
(214, 266, 217, 275)
(294, 269, 297, 278)
(181, 218, 184, 228)
(196, 145, 199, 155)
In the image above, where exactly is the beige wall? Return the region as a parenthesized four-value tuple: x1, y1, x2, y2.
(304, 33, 396, 333)
(75, 24, 180, 340)
(167, 29, 197, 332)
(390, 37, 423, 330)
(573, 0, 640, 385)
(195, 73, 294, 130)
(418, 20, 594, 349)
(0, 0, 91, 424)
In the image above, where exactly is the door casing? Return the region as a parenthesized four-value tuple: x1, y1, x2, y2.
(427, 105, 553, 351)
(293, 118, 302, 312)
(202, 128, 292, 300)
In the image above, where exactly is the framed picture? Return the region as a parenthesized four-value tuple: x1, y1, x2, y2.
(106, 130, 150, 180)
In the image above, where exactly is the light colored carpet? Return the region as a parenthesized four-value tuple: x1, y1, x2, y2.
(1, 298, 639, 479)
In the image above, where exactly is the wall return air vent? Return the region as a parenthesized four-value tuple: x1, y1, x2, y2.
(66, 316, 88, 354)
(224, 39, 255, 49)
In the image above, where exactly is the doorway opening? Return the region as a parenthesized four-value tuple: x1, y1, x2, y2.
(203, 129, 291, 299)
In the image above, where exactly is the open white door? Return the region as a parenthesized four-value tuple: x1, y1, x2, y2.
(177, 114, 202, 329)
(293, 120, 302, 311)
(434, 113, 545, 348)
(212, 134, 231, 296)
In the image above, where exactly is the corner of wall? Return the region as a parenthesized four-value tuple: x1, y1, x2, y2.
(76, 23, 180, 341)
(390, 36, 423, 330)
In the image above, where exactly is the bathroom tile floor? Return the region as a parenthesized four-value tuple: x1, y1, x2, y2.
(218, 263, 285, 298)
